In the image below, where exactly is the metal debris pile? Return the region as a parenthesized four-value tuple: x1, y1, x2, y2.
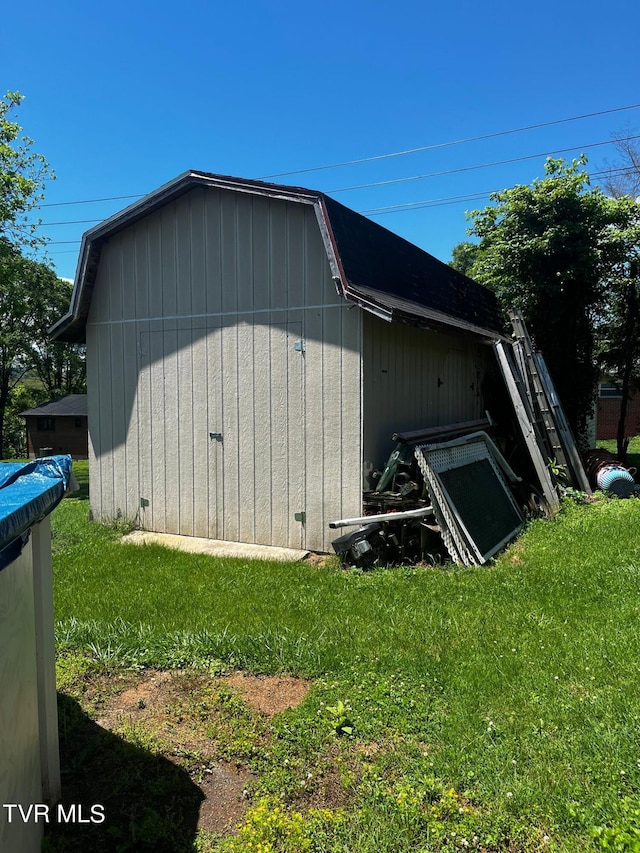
(331, 311, 631, 570)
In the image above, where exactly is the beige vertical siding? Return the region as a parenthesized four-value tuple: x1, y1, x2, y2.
(86, 187, 362, 551)
(362, 313, 491, 475)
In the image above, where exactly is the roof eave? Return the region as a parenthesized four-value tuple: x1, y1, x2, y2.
(343, 285, 508, 344)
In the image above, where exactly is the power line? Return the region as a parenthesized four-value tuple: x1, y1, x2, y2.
(361, 166, 639, 216)
(262, 103, 640, 179)
(36, 104, 640, 211)
(39, 218, 103, 227)
(39, 141, 640, 228)
(328, 135, 640, 194)
(40, 193, 144, 209)
(43, 162, 639, 243)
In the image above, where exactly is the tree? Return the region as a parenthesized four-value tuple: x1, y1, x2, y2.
(0, 242, 85, 457)
(0, 91, 83, 459)
(449, 241, 479, 276)
(595, 196, 640, 459)
(0, 91, 54, 247)
(599, 128, 640, 200)
(459, 156, 632, 446)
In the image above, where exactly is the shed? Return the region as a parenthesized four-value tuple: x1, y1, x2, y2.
(51, 172, 507, 552)
(20, 394, 88, 459)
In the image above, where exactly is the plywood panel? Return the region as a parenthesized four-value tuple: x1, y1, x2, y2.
(86, 323, 101, 520)
(236, 321, 256, 543)
(147, 211, 163, 319)
(251, 322, 273, 544)
(162, 327, 179, 532)
(362, 313, 489, 473)
(121, 324, 139, 520)
(148, 329, 167, 531)
(177, 327, 195, 535)
(221, 320, 240, 542)
(269, 200, 288, 309)
(176, 201, 192, 319)
(340, 306, 363, 521)
(206, 319, 223, 539)
(236, 196, 254, 315)
(189, 190, 207, 317)
(160, 206, 177, 319)
(96, 323, 113, 519)
(251, 198, 270, 313)
(220, 193, 238, 316)
(191, 326, 209, 537)
(136, 323, 152, 530)
(109, 322, 126, 520)
(204, 192, 223, 317)
(285, 323, 305, 548)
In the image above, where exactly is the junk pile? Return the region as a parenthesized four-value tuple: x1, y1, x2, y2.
(331, 310, 598, 569)
(331, 425, 528, 569)
(583, 448, 637, 497)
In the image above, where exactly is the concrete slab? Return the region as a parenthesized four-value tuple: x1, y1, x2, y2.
(122, 530, 309, 563)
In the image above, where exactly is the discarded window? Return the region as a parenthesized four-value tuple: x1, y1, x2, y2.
(330, 312, 602, 570)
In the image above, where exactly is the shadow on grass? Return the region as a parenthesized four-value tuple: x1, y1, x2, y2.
(44, 693, 204, 853)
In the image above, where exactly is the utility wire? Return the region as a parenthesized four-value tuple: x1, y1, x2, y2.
(39, 143, 639, 230)
(361, 166, 638, 215)
(43, 164, 638, 243)
(36, 105, 640, 211)
(328, 136, 640, 194)
(261, 103, 640, 178)
(40, 193, 143, 208)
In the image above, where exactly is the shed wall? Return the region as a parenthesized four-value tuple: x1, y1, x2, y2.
(362, 313, 491, 478)
(86, 186, 362, 551)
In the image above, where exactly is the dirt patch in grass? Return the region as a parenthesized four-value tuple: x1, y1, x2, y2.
(186, 761, 250, 834)
(225, 671, 312, 716)
(60, 667, 313, 841)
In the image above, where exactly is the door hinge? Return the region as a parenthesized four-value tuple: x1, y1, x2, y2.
(293, 340, 305, 353)
(294, 511, 306, 524)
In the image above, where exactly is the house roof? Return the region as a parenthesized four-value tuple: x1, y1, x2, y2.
(20, 394, 87, 418)
(50, 171, 505, 344)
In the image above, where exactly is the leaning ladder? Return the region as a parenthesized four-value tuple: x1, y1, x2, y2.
(508, 310, 591, 494)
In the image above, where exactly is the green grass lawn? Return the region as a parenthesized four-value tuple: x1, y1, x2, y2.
(597, 436, 640, 475)
(50, 482, 640, 852)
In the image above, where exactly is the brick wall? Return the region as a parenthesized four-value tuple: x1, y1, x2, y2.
(25, 416, 88, 459)
(596, 395, 640, 440)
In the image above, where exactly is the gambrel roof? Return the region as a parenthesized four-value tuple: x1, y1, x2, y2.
(50, 171, 505, 343)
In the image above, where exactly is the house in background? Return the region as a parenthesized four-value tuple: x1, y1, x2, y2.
(51, 171, 509, 552)
(20, 394, 88, 459)
(596, 381, 640, 441)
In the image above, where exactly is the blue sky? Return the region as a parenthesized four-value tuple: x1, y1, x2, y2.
(3, 0, 640, 281)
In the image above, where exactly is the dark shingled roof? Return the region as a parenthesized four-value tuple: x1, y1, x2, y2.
(20, 394, 87, 418)
(50, 171, 505, 343)
(321, 195, 504, 338)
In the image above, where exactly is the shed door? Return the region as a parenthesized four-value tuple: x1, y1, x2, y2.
(138, 325, 215, 537)
(136, 321, 305, 548)
(210, 320, 305, 549)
